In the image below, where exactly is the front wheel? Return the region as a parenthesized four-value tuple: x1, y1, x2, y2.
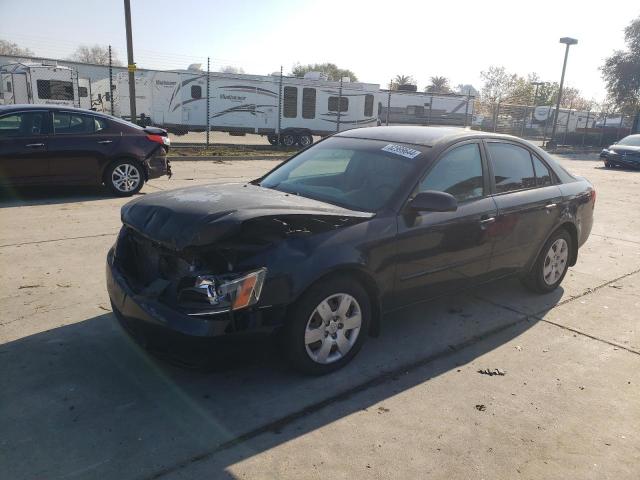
(281, 133, 297, 147)
(604, 161, 613, 168)
(298, 133, 313, 148)
(105, 160, 144, 197)
(521, 228, 573, 293)
(284, 277, 370, 375)
(267, 134, 279, 146)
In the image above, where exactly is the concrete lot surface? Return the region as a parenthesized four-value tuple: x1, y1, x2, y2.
(1, 154, 639, 479)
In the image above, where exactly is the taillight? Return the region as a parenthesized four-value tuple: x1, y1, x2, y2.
(147, 134, 170, 146)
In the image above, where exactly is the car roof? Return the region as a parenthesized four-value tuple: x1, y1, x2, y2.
(0, 104, 111, 118)
(335, 125, 519, 147)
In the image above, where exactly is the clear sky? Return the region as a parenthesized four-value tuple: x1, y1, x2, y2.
(2, 0, 638, 101)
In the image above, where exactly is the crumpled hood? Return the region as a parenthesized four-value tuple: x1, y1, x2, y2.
(609, 145, 640, 154)
(121, 183, 372, 250)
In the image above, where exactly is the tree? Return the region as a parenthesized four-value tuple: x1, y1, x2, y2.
(480, 66, 517, 103)
(68, 45, 121, 66)
(601, 16, 640, 113)
(455, 84, 479, 97)
(291, 63, 358, 82)
(391, 75, 416, 90)
(220, 65, 245, 74)
(0, 39, 33, 56)
(425, 76, 451, 93)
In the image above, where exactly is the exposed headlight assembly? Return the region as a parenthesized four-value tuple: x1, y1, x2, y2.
(179, 268, 267, 315)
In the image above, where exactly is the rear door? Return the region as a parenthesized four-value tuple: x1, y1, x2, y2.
(46, 111, 117, 184)
(485, 141, 563, 274)
(394, 141, 498, 306)
(0, 110, 51, 184)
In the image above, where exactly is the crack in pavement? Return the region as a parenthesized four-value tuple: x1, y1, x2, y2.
(142, 267, 640, 479)
(474, 268, 640, 356)
(590, 233, 640, 246)
(0, 232, 118, 248)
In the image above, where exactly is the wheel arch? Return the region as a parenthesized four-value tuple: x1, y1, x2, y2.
(528, 221, 579, 271)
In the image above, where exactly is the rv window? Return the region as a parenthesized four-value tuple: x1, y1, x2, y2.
(328, 96, 348, 112)
(302, 88, 316, 119)
(36, 80, 74, 101)
(105, 92, 111, 102)
(378, 102, 382, 116)
(191, 85, 202, 99)
(53, 112, 95, 135)
(0, 112, 47, 137)
(406, 105, 425, 117)
(364, 94, 374, 117)
(78, 86, 88, 98)
(6, 81, 11, 93)
(283, 86, 297, 118)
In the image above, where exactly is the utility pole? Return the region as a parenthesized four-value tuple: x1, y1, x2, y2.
(108, 45, 114, 115)
(124, 0, 137, 122)
(548, 37, 578, 147)
(206, 57, 210, 148)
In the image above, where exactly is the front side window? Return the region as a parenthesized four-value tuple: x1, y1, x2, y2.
(488, 142, 536, 193)
(328, 96, 348, 112)
(418, 143, 484, 202)
(364, 94, 374, 117)
(0, 112, 47, 137)
(302, 87, 316, 119)
(283, 86, 297, 118)
(53, 112, 95, 135)
(191, 85, 202, 99)
(259, 137, 422, 211)
(37, 80, 74, 100)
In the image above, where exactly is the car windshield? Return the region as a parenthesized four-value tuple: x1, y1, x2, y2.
(616, 135, 640, 147)
(259, 136, 426, 211)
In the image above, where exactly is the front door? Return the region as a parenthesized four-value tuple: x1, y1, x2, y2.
(46, 111, 117, 184)
(394, 141, 497, 307)
(0, 110, 51, 185)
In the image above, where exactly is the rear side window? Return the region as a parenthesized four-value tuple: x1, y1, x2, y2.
(532, 155, 553, 186)
(328, 96, 348, 112)
(0, 112, 47, 137)
(283, 86, 297, 118)
(364, 94, 374, 117)
(191, 85, 201, 99)
(37, 80, 74, 100)
(488, 143, 536, 193)
(302, 88, 316, 119)
(419, 143, 484, 202)
(53, 112, 95, 135)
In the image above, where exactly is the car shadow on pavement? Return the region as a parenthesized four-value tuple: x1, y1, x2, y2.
(0, 278, 563, 479)
(0, 185, 146, 208)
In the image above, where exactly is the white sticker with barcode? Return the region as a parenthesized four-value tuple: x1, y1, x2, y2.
(381, 143, 421, 159)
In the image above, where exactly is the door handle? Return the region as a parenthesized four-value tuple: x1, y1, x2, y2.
(479, 216, 496, 225)
(545, 203, 557, 209)
(25, 143, 45, 148)
(97, 140, 113, 144)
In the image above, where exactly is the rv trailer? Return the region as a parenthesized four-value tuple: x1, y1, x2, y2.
(0, 62, 91, 109)
(93, 69, 379, 146)
(531, 106, 598, 132)
(379, 90, 475, 127)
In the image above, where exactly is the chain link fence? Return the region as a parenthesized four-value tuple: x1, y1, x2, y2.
(1, 51, 638, 149)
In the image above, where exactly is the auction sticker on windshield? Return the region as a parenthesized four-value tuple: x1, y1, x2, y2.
(381, 143, 422, 159)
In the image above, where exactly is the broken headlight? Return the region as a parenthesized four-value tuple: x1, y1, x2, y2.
(178, 268, 267, 315)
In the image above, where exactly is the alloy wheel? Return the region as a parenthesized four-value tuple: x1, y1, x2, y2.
(543, 238, 568, 285)
(112, 163, 141, 193)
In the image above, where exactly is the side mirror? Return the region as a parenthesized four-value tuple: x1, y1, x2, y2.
(408, 190, 458, 212)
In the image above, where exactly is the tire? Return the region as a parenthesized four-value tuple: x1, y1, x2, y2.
(284, 276, 371, 375)
(604, 161, 613, 168)
(105, 159, 144, 197)
(298, 133, 313, 148)
(521, 228, 573, 294)
(267, 134, 279, 146)
(281, 133, 297, 147)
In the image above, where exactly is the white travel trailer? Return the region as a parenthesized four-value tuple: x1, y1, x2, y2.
(379, 90, 475, 126)
(93, 69, 379, 145)
(531, 106, 598, 132)
(0, 62, 91, 109)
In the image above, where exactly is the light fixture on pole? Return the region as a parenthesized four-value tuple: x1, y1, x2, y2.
(548, 37, 578, 147)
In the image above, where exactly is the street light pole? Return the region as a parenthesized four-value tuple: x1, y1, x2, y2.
(124, 0, 137, 122)
(548, 37, 578, 147)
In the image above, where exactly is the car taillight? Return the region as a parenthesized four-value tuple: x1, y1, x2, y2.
(147, 134, 170, 146)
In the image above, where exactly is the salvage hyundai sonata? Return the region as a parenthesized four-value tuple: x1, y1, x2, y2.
(107, 126, 595, 374)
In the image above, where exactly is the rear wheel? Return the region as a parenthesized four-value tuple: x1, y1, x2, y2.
(284, 277, 370, 375)
(105, 160, 144, 197)
(521, 228, 573, 293)
(298, 133, 313, 148)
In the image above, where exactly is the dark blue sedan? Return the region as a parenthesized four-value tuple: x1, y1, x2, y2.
(600, 134, 640, 169)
